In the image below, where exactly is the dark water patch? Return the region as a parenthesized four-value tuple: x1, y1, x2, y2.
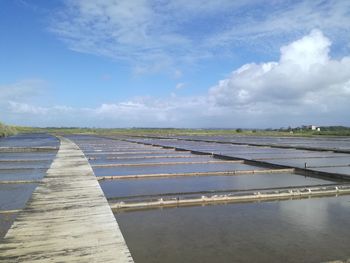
(116, 196, 350, 263)
(0, 213, 17, 239)
(0, 152, 57, 161)
(0, 133, 59, 148)
(0, 160, 50, 181)
(0, 160, 51, 169)
(0, 183, 37, 210)
(0, 168, 45, 180)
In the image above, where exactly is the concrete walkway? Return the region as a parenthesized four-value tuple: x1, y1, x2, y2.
(0, 137, 134, 263)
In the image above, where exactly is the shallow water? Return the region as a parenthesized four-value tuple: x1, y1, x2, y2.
(102, 173, 333, 199)
(0, 213, 17, 238)
(90, 156, 212, 165)
(126, 137, 350, 177)
(0, 168, 46, 181)
(0, 133, 58, 239)
(130, 136, 350, 156)
(86, 152, 191, 159)
(0, 133, 59, 148)
(267, 156, 350, 168)
(176, 135, 350, 151)
(94, 162, 265, 176)
(0, 160, 51, 169)
(0, 152, 57, 160)
(0, 183, 37, 210)
(84, 149, 175, 155)
(228, 150, 343, 157)
(311, 166, 350, 175)
(116, 196, 350, 263)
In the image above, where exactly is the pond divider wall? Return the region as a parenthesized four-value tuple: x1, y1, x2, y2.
(127, 135, 350, 154)
(110, 185, 350, 211)
(97, 168, 294, 181)
(119, 138, 350, 183)
(92, 160, 243, 168)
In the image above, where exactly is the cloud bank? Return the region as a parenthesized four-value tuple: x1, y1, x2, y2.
(3, 30, 350, 128)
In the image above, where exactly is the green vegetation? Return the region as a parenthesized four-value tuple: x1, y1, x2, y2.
(12, 125, 350, 137)
(0, 122, 17, 137)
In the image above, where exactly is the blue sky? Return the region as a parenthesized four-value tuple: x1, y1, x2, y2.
(1, 0, 350, 128)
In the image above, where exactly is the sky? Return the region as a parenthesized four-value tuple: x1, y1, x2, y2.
(1, 0, 350, 128)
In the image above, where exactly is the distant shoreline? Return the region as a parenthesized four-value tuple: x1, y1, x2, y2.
(10, 126, 350, 137)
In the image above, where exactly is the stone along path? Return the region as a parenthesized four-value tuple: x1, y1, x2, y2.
(0, 137, 134, 263)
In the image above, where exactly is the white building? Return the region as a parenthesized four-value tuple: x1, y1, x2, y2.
(307, 125, 321, 131)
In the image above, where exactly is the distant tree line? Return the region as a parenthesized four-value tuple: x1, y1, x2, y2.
(270, 126, 350, 136)
(5, 124, 350, 137)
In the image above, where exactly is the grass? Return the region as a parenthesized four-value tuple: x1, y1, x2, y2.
(0, 122, 18, 138)
(12, 126, 350, 137)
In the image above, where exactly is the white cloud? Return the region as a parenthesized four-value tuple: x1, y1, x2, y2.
(0, 79, 47, 102)
(280, 30, 330, 71)
(207, 0, 350, 53)
(5, 96, 210, 127)
(209, 30, 350, 111)
(175, 83, 186, 90)
(50, 0, 350, 72)
(174, 69, 183, 79)
(8, 101, 48, 115)
(51, 0, 191, 72)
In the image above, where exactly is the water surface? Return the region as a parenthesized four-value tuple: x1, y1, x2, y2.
(102, 173, 333, 199)
(0, 183, 37, 210)
(116, 196, 350, 263)
(94, 162, 265, 176)
(0, 213, 17, 238)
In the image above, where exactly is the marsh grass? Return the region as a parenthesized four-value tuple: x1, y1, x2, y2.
(12, 126, 350, 137)
(0, 122, 17, 137)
